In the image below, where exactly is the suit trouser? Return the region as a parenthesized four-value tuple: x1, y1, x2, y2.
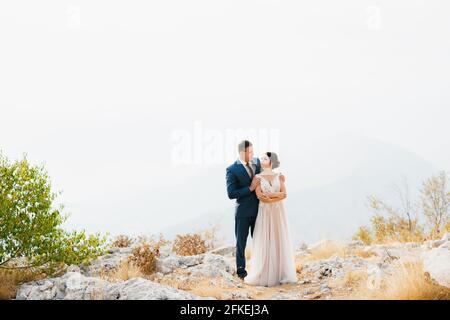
(235, 216, 257, 274)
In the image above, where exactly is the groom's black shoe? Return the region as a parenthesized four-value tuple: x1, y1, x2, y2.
(237, 269, 247, 279)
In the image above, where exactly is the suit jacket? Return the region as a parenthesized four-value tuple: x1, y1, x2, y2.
(226, 158, 261, 218)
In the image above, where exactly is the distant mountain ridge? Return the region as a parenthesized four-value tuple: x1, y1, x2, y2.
(161, 136, 439, 246)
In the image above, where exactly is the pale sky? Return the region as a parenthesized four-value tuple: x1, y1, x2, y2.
(1, 1, 449, 239)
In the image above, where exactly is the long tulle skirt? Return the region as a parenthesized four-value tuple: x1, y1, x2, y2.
(244, 201, 298, 287)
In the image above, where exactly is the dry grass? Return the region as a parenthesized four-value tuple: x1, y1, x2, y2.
(245, 247, 252, 259)
(184, 277, 299, 300)
(189, 281, 254, 300)
(330, 270, 369, 290)
(89, 287, 107, 300)
(156, 271, 194, 291)
(137, 233, 170, 247)
(0, 269, 44, 300)
(356, 260, 450, 300)
(172, 233, 207, 256)
(299, 240, 376, 264)
(305, 240, 347, 261)
(102, 260, 144, 282)
(351, 248, 377, 259)
(186, 278, 228, 299)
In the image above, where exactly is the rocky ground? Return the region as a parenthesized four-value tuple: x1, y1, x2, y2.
(15, 234, 450, 300)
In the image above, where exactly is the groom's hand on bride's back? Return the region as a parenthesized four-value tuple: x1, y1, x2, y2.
(249, 176, 260, 192)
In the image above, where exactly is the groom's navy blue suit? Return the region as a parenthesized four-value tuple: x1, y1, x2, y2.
(226, 158, 261, 276)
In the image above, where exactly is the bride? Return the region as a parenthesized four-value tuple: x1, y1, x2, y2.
(244, 152, 298, 287)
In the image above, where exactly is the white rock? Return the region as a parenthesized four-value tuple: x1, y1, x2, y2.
(422, 247, 450, 288)
(222, 291, 251, 300)
(303, 288, 315, 295)
(347, 240, 364, 247)
(82, 247, 133, 276)
(156, 256, 182, 274)
(106, 278, 205, 300)
(16, 272, 109, 300)
(16, 272, 210, 300)
(67, 265, 81, 273)
(431, 239, 446, 248)
(439, 241, 450, 249)
(297, 242, 309, 251)
(188, 254, 235, 279)
(208, 246, 235, 256)
(421, 241, 433, 250)
(156, 254, 205, 274)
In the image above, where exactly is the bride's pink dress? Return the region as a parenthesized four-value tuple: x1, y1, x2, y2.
(244, 172, 298, 287)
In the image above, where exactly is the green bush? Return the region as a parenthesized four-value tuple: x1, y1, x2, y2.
(0, 152, 106, 274)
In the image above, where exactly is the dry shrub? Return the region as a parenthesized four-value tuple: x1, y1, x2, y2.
(0, 269, 44, 300)
(112, 235, 134, 248)
(360, 260, 450, 300)
(354, 215, 424, 245)
(353, 226, 373, 245)
(172, 233, 207, 256)
(434, 223, 450, 240)
(136, 233, 169, 247)
(295, 262, 303, 274)
(200, 223, 223, 251)
(129, 243, 160, 275)
(373, 215, 424, 243)
(420, 172, 450, 239)
(124, 233, 169, 275)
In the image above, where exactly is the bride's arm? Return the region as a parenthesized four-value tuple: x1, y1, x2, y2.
(265, 192, 286, 201)
(255, 185, 274, 203)
(256, 185, 285, 203)
(265, 176, 287, 200)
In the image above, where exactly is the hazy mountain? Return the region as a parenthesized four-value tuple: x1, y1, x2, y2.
(161, 136, 438, 246)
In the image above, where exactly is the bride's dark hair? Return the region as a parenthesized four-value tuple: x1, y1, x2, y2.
(266, 152, 280, 169)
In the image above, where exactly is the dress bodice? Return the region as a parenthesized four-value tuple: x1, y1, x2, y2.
(257, 172, 281, 194)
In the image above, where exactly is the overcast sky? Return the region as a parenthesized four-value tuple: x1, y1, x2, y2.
(1, 1, 449, 238)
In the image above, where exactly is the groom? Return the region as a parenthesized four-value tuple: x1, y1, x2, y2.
(226, 140, 261, 279)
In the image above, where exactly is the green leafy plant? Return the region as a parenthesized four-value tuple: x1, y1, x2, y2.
(0, 152, 106, 274)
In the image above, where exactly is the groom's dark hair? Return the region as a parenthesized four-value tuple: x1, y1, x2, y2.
(238, 140, 253, 152)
